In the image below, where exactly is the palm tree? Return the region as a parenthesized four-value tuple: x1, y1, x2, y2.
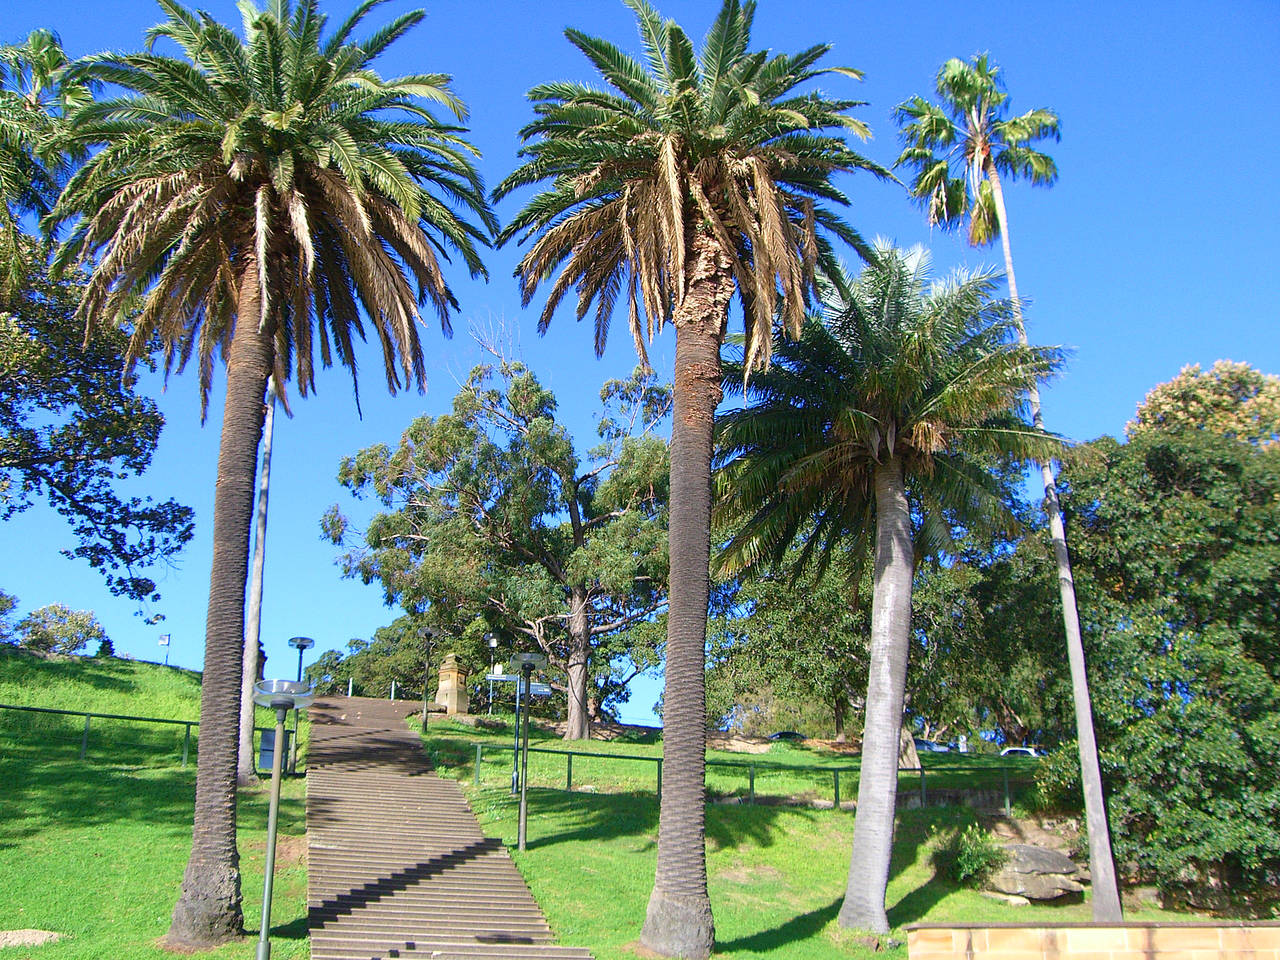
(895, 54, 1123, 920)
(0, 29, 90, 303)
(493, 1, 887, 954)
(51, 0, 493, 946)
(716, 245, 1063, 934)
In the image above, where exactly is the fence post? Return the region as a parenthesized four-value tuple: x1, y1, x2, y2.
(656, 758, 662, 800)
(1003, 768, 1011, 816)
(919, 767, 927, 807)
(182, 724, 191, 768)
(748, 765, 755, 804)
(566, 753, 573, 792)
(833, 770, 840, 810)
(474, 743, 482, 788)
(79, 714, 91, 761)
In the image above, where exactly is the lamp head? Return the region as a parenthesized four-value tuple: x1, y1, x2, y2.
(253, 679, 314, 710)
(288, 636, 315, 651)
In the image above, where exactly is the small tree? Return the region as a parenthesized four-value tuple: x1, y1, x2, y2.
(15, 603, 108, 655)
(328, 359, 670, 738)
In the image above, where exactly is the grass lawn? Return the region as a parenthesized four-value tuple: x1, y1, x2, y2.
(0, 738, 309, 959)
(421, 715, 1039, 809)
(0, 648, 310, 770)
(466, 782, 1182, 960)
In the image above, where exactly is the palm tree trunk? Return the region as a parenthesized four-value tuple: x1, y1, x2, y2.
(640, 233, 733, 960)
(987, 165, 1123, 921)
(237, 380, 275, 786)
(564, 585, 591, 740)
(838, 454, 913, 936)
(166, 258, 272, 947)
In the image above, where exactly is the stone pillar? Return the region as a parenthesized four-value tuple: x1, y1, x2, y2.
(434, 653, 470, 715)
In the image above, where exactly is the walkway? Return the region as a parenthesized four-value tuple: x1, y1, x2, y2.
(306, 696, 593, 960)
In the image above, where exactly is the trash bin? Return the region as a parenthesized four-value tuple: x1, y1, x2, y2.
(258, 727, 292, 773)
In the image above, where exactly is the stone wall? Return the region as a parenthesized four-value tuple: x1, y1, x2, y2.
(907, 922, 1280, 959)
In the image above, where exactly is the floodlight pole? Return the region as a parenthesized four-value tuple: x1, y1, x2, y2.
(420, 627, 436, 728)
(518, 662, 533, 851)
(486, 634, 497, 715)
(257, 700, 289, 960)
(287, 637, 313, 774)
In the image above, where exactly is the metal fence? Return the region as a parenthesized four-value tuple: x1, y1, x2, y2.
(465, 741, 1037, 815)
(0, 702, 288, 771)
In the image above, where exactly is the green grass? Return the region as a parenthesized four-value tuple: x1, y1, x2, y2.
(0, 738, 308, 959)
(0, 647, 310, 769)
(466, 784, 1182, 959)
(420, 716, 1038, 808)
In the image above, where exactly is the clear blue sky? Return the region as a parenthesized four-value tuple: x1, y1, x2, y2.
(3, 0, 1277, 724)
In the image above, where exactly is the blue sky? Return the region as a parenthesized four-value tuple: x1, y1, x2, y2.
(3, 0, 1277, 724)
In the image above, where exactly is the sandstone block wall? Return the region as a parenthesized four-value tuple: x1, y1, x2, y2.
(907, 922, 1280, 960)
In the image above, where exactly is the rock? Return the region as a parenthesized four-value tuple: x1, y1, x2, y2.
(987, 843, 1086, 900)
(981, 890, 1031, 906)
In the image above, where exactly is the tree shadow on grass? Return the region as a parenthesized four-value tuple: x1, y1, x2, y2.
(518, 787, 806, 853)
(0, 740, 304, 848)
(714, 897, 842, 953)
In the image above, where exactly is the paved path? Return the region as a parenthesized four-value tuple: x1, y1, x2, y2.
(306, 697, 593, 960)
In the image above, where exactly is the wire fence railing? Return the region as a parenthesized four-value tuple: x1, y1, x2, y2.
(457, 740, 1038, 815)
(0, 702, 295, 771)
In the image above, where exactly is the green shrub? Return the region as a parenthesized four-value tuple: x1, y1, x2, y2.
(935, 823, 1008, 885)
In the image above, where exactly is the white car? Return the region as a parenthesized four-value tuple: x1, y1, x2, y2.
(1000, 746, 1045, 758)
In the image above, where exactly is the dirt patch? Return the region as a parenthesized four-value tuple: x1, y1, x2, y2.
(275, 833, 308, 867)
(705, 735, 771, 754)
(720, 864, 783, 884)
(0, 930, 63, 948)
(243, 832, 307, 866)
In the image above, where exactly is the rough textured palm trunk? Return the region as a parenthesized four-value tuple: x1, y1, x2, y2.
(166, 261, 271, 947)
(838, 455, 912, 935)
(988, 167, 1123, 921)
(640, 233, 733, 960)
(237, 383, 274, 786)
(564, 585, 591, 740)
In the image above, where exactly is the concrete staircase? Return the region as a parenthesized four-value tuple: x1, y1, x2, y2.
(306, 697, 593, 960)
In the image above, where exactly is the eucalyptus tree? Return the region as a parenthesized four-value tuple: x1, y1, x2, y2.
(715, 246, 1062, 934)
(895, 53, 1122, 920)
(0, 29, 90, 303)
(493, 1, 887, 952)
(50, 0, 494, 945)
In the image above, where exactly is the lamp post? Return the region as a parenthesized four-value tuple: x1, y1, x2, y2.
(286, 637, 314, 774)
(509, 652, 547, 852)
(419, 626, 437, 728)
(252, 679, 314, 960)
(486, 633, 497, 715)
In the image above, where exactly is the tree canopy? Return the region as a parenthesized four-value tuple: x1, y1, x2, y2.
(327, 357, 670, 737)
(0, 242, 193, 602)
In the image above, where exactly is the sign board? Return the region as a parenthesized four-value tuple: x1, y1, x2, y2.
(486, 673, 520, 683)
(527, 682, 552, 697)
(158, 634, 170, 647)
(258, 727, 292, 772)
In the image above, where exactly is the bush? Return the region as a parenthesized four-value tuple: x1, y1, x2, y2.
(935, 823, 1008, 885)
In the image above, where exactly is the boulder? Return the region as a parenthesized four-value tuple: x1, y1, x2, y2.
(987, 843, 1085, 900)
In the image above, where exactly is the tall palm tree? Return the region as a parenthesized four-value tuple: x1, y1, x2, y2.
(51, 0, 493, 945)
(493, 1, 887, 954)
(895, 54, 1123, 920)
(716, 245, 1063, 934)
(0, 29, 90, 303)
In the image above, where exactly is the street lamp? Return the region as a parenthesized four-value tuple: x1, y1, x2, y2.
(419, 626, 437, 728)
(252, 679, 314, 960)
(509, 652, 547, 852)
(286, 637, 314, 773)
(486, 633, 498, 715)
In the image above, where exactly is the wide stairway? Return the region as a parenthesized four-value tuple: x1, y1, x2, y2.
(306, 696, 593, 960)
